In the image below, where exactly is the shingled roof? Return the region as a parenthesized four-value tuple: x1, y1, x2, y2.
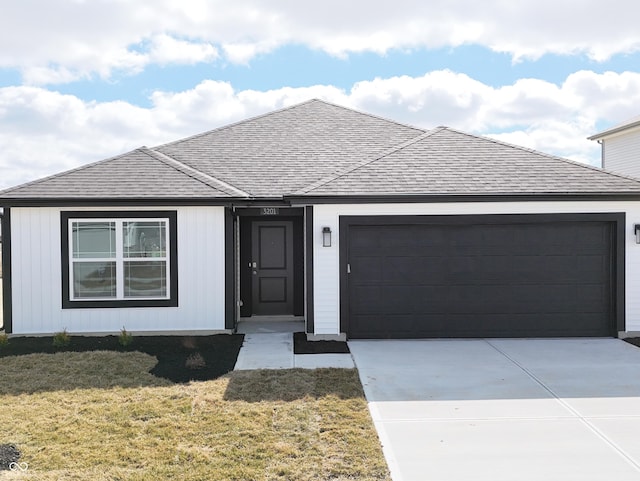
(154, 99, 425, 197)
(2, 99, 640, 203)
(295, 127, 640, 197)
(0, 147, 237, 200)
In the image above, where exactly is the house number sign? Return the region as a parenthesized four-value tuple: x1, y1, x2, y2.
(261, 207, 279, 215)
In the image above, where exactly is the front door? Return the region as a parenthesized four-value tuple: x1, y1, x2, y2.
(251, 221, 294, 315)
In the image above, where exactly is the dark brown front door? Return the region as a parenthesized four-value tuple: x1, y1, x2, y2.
(251, 221, 294, 315)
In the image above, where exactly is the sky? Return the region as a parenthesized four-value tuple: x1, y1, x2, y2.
(1, 0, 640, 191)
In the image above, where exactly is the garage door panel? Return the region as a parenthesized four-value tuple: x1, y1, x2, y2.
(355, 255, 609, 285)
(350, 314, 449, 338)
(351, 256, 382, 282)
(353, 285, 451, 314)
(346, 219, 615, 338)
(350, 313, 526, 338)
(351, 286, 382, 313)
(383, 257, 448, 283)
(350, 312, 612, 338)
(513, 256, 606, 283)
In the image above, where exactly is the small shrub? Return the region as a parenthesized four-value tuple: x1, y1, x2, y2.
(185, 352, 206, 370)
(118, 327, 134, 347)
(52, 329, 71, 348)
(0, 333, 8, 348)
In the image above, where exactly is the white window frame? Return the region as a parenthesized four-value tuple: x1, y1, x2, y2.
(69, 217, 171, 301)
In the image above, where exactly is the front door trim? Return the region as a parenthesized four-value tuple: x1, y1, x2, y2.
(238, 209, 305, 318)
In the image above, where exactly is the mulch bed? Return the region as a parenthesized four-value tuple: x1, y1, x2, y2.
(0, 444, 20, 470)
(0, 334, 244, 383)
(293, 332, 350, 354)
(624, 338, 640, 349)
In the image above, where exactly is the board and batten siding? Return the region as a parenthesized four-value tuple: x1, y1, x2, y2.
(10, 206, 226, 335)
(603, 130, 640, 179)
(312, 201, 640, 336)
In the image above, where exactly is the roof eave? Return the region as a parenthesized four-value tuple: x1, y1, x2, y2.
(286, 192, 640, 205)
(0, 197, 239, 208)
(588, 120, 640, 141)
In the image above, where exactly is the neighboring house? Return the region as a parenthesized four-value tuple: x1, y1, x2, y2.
(3, 99, 640, 339)
(589, 115, 640, 177)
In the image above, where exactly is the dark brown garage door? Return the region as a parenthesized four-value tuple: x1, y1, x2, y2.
(341, 215, 622, 339)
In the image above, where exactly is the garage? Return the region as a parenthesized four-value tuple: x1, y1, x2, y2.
(340, 214, 624, 339)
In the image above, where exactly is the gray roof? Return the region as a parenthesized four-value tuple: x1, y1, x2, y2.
(155, 99, 425, 198)
(589, 115, 640, 141)
(3, 99, 640, 203)
(298, 127, 640, 196)
(0, 147, 235, 200)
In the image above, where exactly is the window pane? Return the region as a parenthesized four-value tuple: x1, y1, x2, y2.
(72, 222, 116, 258)
(124, 261, 167, 298)
(73, 262, 116, 298)
(123, 221, 166, 258)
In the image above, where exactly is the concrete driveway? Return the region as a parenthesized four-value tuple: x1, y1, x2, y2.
(349, 338, 640, 481)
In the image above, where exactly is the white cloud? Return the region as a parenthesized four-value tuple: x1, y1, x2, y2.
(20, 66, 87, 86)
(3, 70, 640, 189)
(148, 35, 219, 65)
(222, 41, 280, 65)
(350, 71, 492, 130)
(1, 1, 640, 83)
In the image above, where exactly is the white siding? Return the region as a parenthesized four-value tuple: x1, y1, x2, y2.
(10, 206, 226, 335)
(312, 201, 640, 336)
(604, 130, 640, 179)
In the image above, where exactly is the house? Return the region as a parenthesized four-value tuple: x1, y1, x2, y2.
(589, 115, 640, 178)
(3, 99, 640, 339)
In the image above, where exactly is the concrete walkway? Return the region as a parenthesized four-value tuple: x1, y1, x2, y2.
(233, 320, 354, 370)
(350, 338, 640, 481)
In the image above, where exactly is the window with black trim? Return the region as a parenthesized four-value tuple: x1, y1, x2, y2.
(61, 211, 178, 308)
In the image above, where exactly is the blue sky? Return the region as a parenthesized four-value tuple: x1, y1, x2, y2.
(15, 46, 639, 110)
(1, 0, 639, 189)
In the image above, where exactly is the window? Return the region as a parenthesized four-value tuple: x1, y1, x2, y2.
(61, 212, 177, 308)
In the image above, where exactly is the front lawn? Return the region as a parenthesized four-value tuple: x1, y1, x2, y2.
(0, 346, 389, 480)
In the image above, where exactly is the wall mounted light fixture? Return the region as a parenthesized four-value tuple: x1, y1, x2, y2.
(322, 227, 332, 247)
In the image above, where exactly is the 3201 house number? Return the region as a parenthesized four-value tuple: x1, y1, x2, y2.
(261, 207, 279, 215)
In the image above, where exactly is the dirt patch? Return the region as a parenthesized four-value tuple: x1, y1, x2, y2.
(0, 334, 244, 383)
(293, 331, 350, 354)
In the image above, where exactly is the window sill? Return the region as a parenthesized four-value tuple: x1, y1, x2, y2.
(62, 298, 178, 309)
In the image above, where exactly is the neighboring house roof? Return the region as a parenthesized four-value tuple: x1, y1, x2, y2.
(589, 115, 640, 141)
(3, 99, 640, 204)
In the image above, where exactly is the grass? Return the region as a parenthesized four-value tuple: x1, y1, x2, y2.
(0, 350, 390, 480)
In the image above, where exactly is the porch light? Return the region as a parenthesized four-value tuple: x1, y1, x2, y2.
(322, 227, 332, 247)
(635, 224, 640, 244)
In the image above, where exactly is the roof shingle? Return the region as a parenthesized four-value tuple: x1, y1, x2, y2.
(0, 148, 233, 199)
(155, 99, 425, 198)
(300, 127, 640, 196)
(2, 100, 640, 203)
